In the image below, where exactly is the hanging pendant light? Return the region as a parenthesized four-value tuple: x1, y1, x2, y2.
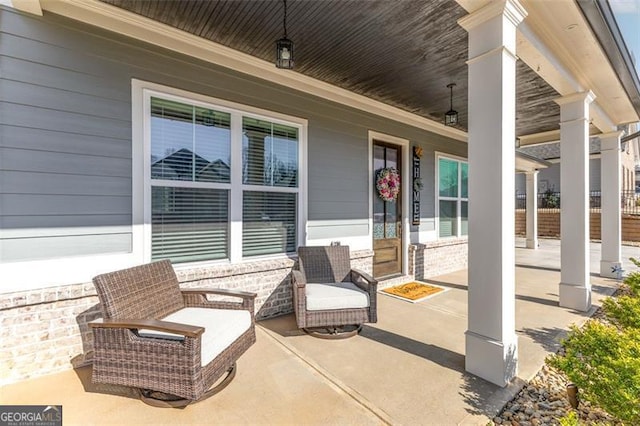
(275, 0, 294, 69)
(445, 83, 458, 126)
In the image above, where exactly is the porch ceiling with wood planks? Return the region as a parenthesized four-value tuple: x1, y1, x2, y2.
(100, 0, 561, 138)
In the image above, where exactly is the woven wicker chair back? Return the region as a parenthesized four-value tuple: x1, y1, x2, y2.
(92, 259, 185, 320)
(297, 246, 352, 283)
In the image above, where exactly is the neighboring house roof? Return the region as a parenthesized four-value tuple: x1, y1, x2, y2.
(198, 159, 231, 182)
(151, 148, 230, 180)
(518, 138, 601, 161)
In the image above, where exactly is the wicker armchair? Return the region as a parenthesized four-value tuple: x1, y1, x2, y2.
(292, 246, 377, 339)
(89, 260, 256, 407)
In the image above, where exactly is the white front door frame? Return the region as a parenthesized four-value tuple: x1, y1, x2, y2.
(368, 131, 411, 278)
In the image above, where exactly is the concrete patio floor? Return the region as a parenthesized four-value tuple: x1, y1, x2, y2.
(1, 239, 638, 425)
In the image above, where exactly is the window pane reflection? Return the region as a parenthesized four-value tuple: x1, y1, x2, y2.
(150, 97, 230, 183)
(242, 118, 298, 188)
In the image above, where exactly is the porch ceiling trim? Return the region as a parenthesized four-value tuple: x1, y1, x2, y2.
(515, 151, 551, 173)
(517, 22, 617, 133)
(456, 0, 635, 132)
(1, 0, 43, 15)
(577, 0, 640, 118)
(40, 0, 468, 142)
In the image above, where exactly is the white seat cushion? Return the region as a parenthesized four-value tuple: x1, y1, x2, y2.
(305, 282, 370, 311)
(138, 307, 251, 366)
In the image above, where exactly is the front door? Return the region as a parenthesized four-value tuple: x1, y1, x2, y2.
(372, 141, 402, 278)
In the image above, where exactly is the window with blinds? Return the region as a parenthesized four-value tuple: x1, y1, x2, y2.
(151, 187, 229, 262)
(147, 94, 300, 264)
(438, 157, 468, 238)
(242, 191, 297, 256)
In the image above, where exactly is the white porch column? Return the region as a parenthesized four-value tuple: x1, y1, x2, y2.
(525, 171, 539, 249)
(459, 0, 526, 387)
(600, 131, 623, 278)
(556, 91, 596, 311)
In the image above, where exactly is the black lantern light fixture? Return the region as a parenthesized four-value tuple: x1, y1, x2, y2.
(445, 83, 458, 126)
(275, 0, 294, 69)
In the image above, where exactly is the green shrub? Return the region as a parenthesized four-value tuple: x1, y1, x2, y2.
(603, 296, 640, 329)
(548, 322, 640, 424)
(558, 411, 579, 426)
(625, 273, 640, 297)
(623, 258, 640, 298)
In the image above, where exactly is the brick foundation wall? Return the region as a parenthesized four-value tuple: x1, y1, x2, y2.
(409, 239, 468, 280)
(0, 250, 374, 385)
(515, 210, 526, 236)
(623, 215, 640, 241)
(514, 211, 639, 242)
(591, 213, 601, 240)
(0, 285, 101, 387)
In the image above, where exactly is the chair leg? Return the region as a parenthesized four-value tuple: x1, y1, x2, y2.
(303, 324, 362, 340)
(138, 363, 237, 408)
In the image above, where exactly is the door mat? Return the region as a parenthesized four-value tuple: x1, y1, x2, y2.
(381, 281, 447, 303)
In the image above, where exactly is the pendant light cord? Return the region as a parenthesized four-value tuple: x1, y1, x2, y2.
(283, 0, 288, 38)
(450, 86, 453, 110)
(447, 83, 455, 110)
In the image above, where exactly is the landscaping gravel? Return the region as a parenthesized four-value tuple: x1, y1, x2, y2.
(492, 284, 632, 425)
(492, 364, 618, 425)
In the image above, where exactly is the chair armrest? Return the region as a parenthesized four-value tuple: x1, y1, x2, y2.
(351, 268, 377, 288)
(181, 288, 256, 314)
(291, 270, 306, 288)
(89, 318, 204, 338)
(182, 288, 257, 299)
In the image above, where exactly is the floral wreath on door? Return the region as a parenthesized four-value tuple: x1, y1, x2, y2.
(376, 167, 400, 202)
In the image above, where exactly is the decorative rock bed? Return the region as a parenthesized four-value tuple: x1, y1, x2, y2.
(493, 364, 617, 425)
(493, 285, 631, 425)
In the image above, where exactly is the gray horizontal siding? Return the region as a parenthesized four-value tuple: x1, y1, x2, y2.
(0, 7, 466, 261)
(0, 103, 131, 139)
(0, 126, 130, 158)
(589, 158, 601, 191)
(515, 158, 602, 195)
(1, 8, 134, 260)
(1, 194, 130, 216)
(1, 214, 132, 231)
(1, 56, 131, 102)
(0, 148, 131, 177)
(1, 171, 131, 196)
(2, 79, 131, 121)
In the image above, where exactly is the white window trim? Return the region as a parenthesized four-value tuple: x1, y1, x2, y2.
(435, 152, 469, 240)
(135, 79, 308, 267)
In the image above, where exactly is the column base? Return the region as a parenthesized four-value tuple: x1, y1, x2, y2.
(525, 238, 538, 249)
(600, 260, 623, 279)
(465, 331, 518, 387)
(559, 282, 591, 312)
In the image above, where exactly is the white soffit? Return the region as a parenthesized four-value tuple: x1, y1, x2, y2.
(515, 152, 550, 173)
(517, 0, 637, 128)
(39, 0, 467, 142)
(456, 0, 637, 131)
(518, 129, 561, 147)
